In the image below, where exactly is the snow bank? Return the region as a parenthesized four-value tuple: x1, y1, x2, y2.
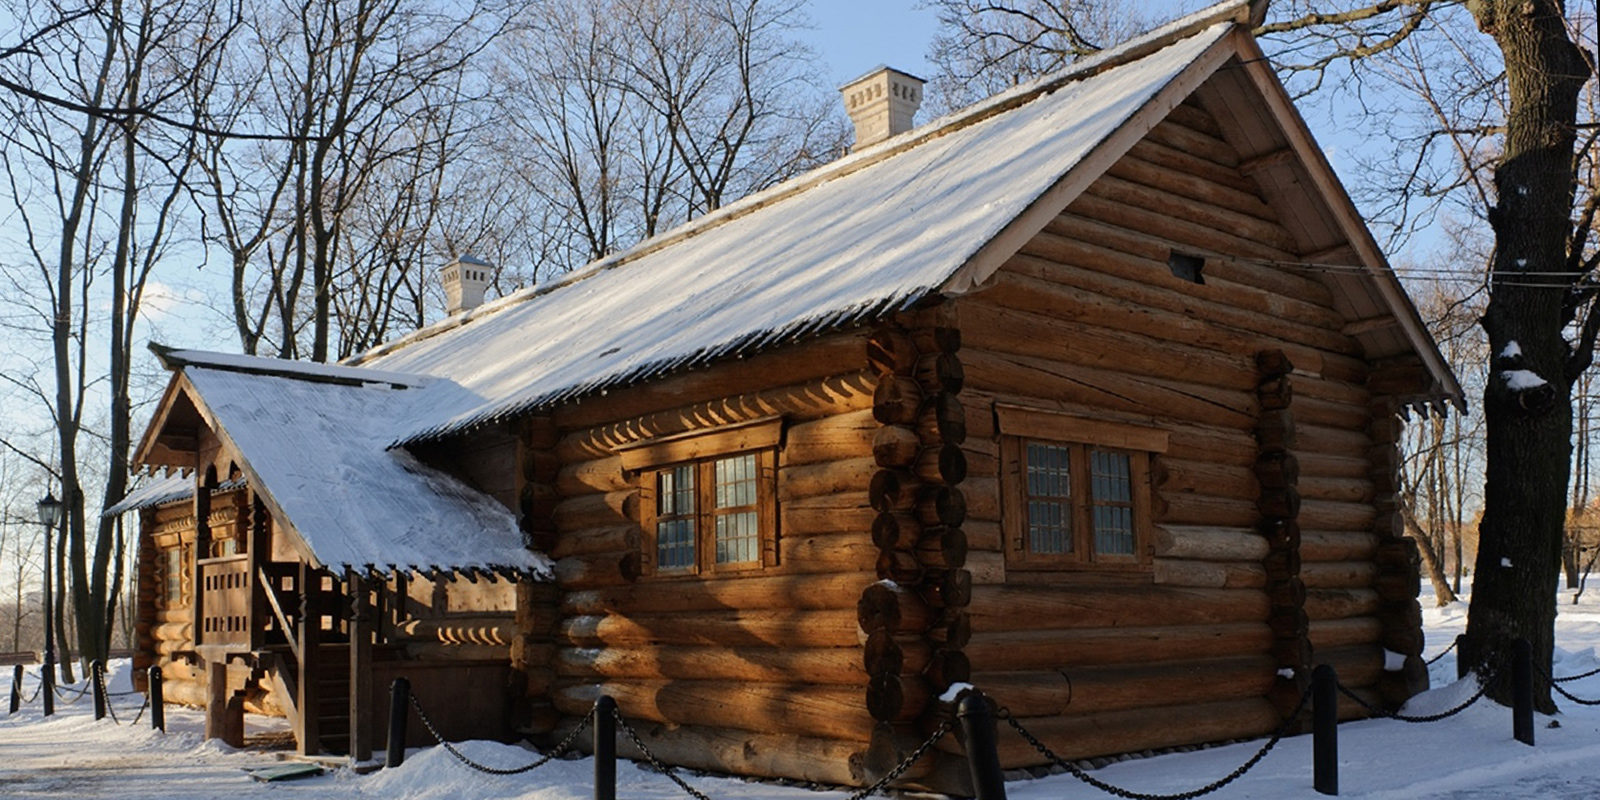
(8, 586, 1600, 800)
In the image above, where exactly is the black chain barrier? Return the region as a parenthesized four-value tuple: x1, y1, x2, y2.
(1334, 670, 1496, 723)
(21, 670, 42, 705)
(52, 680, 92, 704)
(1548, 679, 1600, 706)
(409, 691, 593, 775)
(610, 706, 715, 800)
(127, 694, 150, 726)
(845, 720, 952, 800)
(999, 684, 1312, 800)
(1532, 662, 1600, 706)
(1425, 638, 1459, 666)
(1553, 664, 1600, 683)
(92, 664, 150, 725)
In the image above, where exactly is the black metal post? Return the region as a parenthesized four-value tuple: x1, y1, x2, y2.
(149, 665, 165, 732)
(1312, 664, 1338, 795)
(957, 689, 1008, 800)
(1513, 638, 1534, 746)
(40, 514, 55, 718)
(595, 695, 617, 800)
(9, 664, 21, 714)
(92, 660, 106, 720)
(92, 662, 108, 720)
(385, 677, 410, 768)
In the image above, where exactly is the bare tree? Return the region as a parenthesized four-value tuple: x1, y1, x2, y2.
(923, 0, 1148, 112)
(192, 0, 509, 360)
(0, 0, 221, 666)
(494, 0, 841, 279)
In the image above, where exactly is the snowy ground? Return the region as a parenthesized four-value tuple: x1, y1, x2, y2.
(5, 586, 1600, 799)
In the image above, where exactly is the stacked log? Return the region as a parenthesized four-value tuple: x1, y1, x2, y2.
(144, 498, 198, 702)
(858, 321, 970, 785)
(513, 415, 562, 731)
(1256, 350, 1312, 721)
(133, 505, 162, 692)
(513, 581, 561, 733)
(1366, 384, 1429, 706)
(518, 416, 561, 553)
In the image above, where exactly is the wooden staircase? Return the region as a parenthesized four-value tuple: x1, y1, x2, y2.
(313, 643, 351, 756)
(265, 642, 353, 757)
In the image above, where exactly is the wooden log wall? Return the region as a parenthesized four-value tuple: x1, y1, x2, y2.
(513, 415, 562, 732)
(1256, 350, 1311, 720)
(543, 331, 890, 785)
(133, 506, 163, 692)
(142, 496, 203, 709)
(1367, 375, 1430, 705)
(857, 320, 972, 785)
(947, 96, 1413, 769)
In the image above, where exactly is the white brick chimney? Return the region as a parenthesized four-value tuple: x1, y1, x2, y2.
(840, 66, 924, 150)
(441, 254, 492, 316)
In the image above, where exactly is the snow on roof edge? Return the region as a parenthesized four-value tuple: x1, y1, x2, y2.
(344, 0, 1252, 372)
(157, 346, 432, 388)
(390, 292, 923, 446)
(103, 475, 246, 516)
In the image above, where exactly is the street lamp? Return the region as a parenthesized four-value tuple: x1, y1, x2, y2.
(35, 491, 62, 717)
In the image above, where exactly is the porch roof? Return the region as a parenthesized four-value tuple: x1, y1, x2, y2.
(121, 356, 551, 578)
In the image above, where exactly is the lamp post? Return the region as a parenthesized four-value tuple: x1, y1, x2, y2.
(35, 491, 62, 717)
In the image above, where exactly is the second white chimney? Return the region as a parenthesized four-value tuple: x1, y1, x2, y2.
(840, 66, 924, 151)
(441, 254, 492, 316)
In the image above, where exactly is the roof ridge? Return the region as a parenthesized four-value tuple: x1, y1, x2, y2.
(345, 0, 1252, 368)
(155, 344, 431, 388)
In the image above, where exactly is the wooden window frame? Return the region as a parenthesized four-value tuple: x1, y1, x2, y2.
(160, 545, 188, 609)
(996, 404, 1163, 571)
(622, 417, 781, 577)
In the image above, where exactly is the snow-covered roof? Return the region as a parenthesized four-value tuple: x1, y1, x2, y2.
(148, 362, 549, 576)
(104, 474, 244, 516)
(153, 346, 432, 389)
(351, 6, 1250, 444)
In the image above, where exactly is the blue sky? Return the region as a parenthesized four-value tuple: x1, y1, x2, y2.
(802, 0, 942, 86)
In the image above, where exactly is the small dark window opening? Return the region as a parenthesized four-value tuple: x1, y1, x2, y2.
(1167, 252, 1205, 284)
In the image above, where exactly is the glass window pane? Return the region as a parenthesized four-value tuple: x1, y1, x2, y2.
(1091, 451, 1131, 503)
(1024, 442, 1073, 556)
(657, 519, 696, 569)
(714, 454, 758, 508)
(1028, 500, 1072, 554)
(660, 465, 696, 515)
(1090, 450, 1135, 555)
(165, 549, 182, 600)
(1026, 443, 1071, 499)
(715, 510, 759, 564)
(1094, 507, 1135, 554)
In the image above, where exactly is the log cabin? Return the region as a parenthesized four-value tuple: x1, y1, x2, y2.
(115, 0, 1462, 792)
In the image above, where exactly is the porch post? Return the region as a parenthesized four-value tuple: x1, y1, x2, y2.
(297, 562, 320, 755)
(348, 571, 374, 763)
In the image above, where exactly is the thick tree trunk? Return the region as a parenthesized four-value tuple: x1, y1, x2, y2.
(1462, 0, 1591, 712)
